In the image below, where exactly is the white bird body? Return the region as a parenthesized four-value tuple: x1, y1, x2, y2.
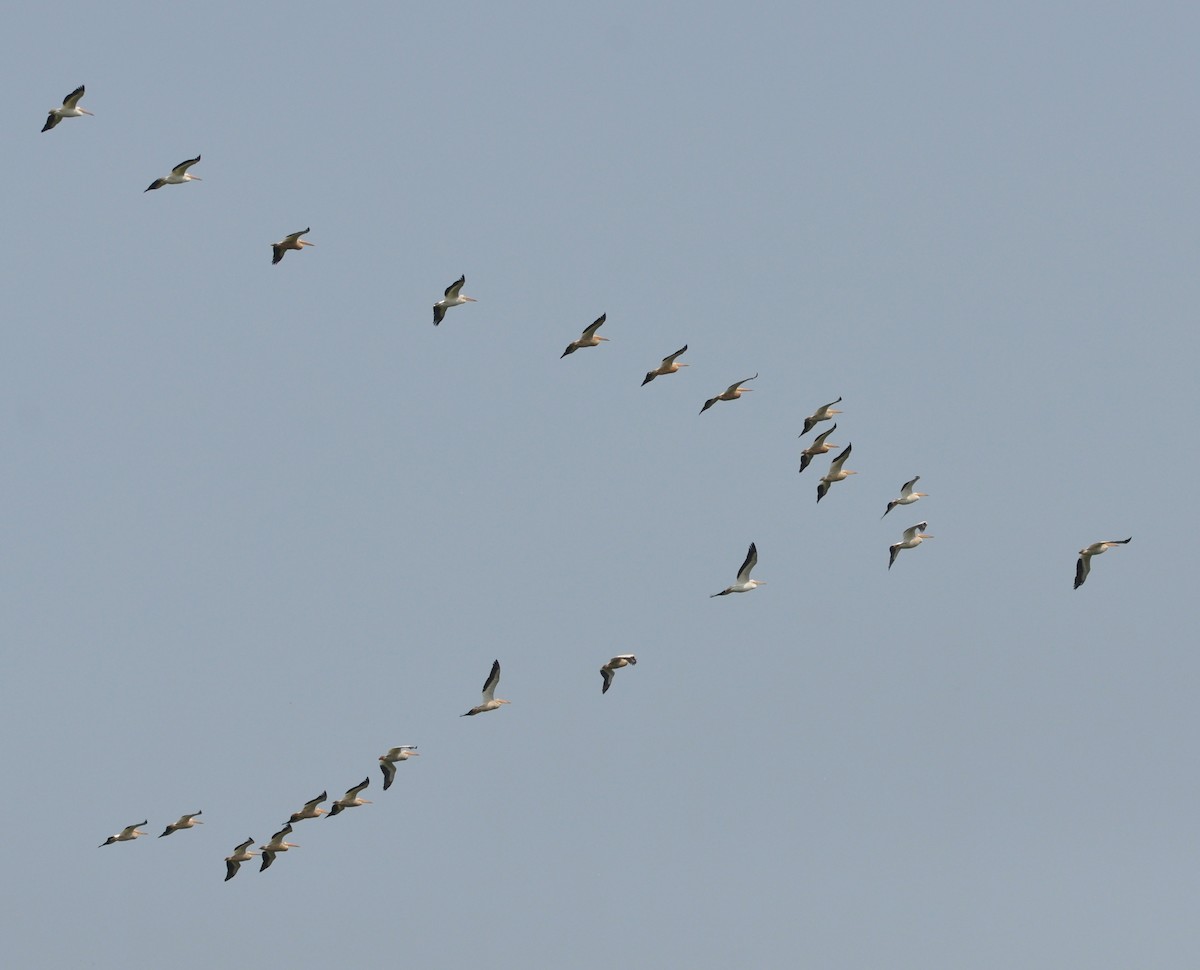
(642, 345, 688, 385)
(700, 373, 757, 414)
(889, 522, 933, 569)
(259, 824, 300, 871)
(1074, 537, 1132, 589)
(816, 443, 856, 502)
(224, 837, 258, 881)
(711, 542, 764, 597)
(100, 821, 148, 847)
(288, 791, 329, 823)
(158, 811, 203, 837)
(462, 659, 509, 715)
(271, 228, 314, 264)
(800, 397, 842, 436)
(562, 314, 609, 357)
(328, 778, 372, 816)
(145, 156, 202, 192)
(799, 424, 838, 474)
(379, 746, 419, 790)
(600, 655, 637, 693)
(882, 476, 928, 517)
(42, 85, 91, 132)
(433, 275, 476, 325)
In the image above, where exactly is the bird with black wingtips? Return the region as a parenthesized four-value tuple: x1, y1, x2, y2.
(1074, 537, 1131, 589)
(433, 275, 476, 325)
(882, 476, 928, 518)
(224, 837, 257, 881)
(271, 228, 314, 264)
(158, 811, 202, 837)
(711, 543, 764, 597)
(100, 821, 148, 846)
(799, 424, 838, 474)
(145, 156, 202, 192)
(600, 655, 637, 693)
(462, 659, 509, 715)
(288, 791, 330, 823)
(379, 746, 419, 790)
(328, 778, 371, 816)
(816, 443, 855, 502)
(889, 522, 933, 569)
(561, 314, 608, 357)
(259, 824, 299, 871)
(42, 84, 91, 132)
(642, 345, 688, 385)
(700, 374, 757, 414)
(800, 397, 842, 436)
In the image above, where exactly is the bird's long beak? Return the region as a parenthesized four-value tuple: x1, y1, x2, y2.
(81, 109, 94, 116)
(301, 240, 315, 247)
(464, 296, 477, 302)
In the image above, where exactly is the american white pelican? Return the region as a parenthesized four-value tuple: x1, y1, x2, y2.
(259, 824, 300, 872)
(711, 542, 764, 597)
(816, 443, 856, 502)
(462, 659, 509, 716)
(224, 837, 258, 881)
(882, 476, 928, 518)
(889, 522, 933, 569)
(42, 85, 91, 132)
(288, 791, 329, 823)
(145, 156, 202, 192)
(271, 228, 314, 265)
(158, 811, 202, 837)
(642, 345, 688, 385)
(328, 778, 371, 816)
(379, 746, 419, 790)
(600, 655, 637, 693)
(561, 314, 608, 357)
(433, 275, 476, 325)
(700, 373, 758, 414)
(799, 424, 838, 474)
(1074, 537, 1132, 589)
(800, 397, 842, 436)
(100, 821, 148, 847)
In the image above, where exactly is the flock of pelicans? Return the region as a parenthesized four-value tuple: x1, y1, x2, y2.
(46, 81, 1134, 879)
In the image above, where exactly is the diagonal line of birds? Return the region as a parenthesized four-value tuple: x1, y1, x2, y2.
(49, 83, 1133, 879)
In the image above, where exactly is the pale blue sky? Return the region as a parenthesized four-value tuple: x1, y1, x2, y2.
(3, 2, 1199, 967)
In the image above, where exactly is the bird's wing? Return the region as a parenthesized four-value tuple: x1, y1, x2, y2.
(829, 443, 852, 472)
(42, 112, 60, 132)
(172, 156, 201, 176)
(481, 659, 501, 701)
(582, 314, 607, 338)
(601, 667, 614, 693)
(380, 760, 396, 790)
(444, 275, 465, 299)
(271, 245, 285, 265)
(225, 859, 241, 880)
(736, 542, 758, 583)
(662, 345, 687, 365)
(901, 476, 920, 497)
(63, 85, 86, 109)
(811, 424, 836, 448)
(1074, 556, 1090, 589)
(347, 777, 370, 798)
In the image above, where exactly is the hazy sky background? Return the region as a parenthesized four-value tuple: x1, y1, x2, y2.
(4, 2, 1199, 967)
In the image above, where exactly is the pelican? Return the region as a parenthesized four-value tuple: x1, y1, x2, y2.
(433, 275, 476, 325)
(271, 228, 314, 265)
(799, 424, 838, 474)
(259, 824, 300, 872)
(700, 374, 758, 414)
(327, 778, 371, 816)
(561, 314, 608, 357)
(379, 746, 419, 790)
(889, 522, 933, 569)
(288, 791, 329, 823)
(600, 655, 637, 694)
(158, 811, 203, 837)
(145, 156, 202, 192)
(100, 821, 148, 847)
(800, 397, 842, 436)
(816, 443, 856, 502)
(462, 659, 509, 716)
(882, 476, 928, 518)
(224, 837, 258, 881)
(1074, 537, 1132, 589)
(642, 345, 688, 385)
(711, 542, 764, 597)
(42, 85, 91, 132)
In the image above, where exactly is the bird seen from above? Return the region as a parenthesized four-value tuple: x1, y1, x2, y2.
(1074, 537, 1132, 589)
(42, 84, 91, 132)
(432, 275, 476, 325)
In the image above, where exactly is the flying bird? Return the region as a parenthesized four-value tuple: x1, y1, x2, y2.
(328, 778, 371, 816)
(462, 659, 509, 716)
(259, 825, 300, 872)
(1074, 537, 1132, 589)
(799, 424, 838, 474)
(800, 397, 842, 436)
(882, 476, 928, 518)
(379, 746, 419, 790)
(561, 314, 608, 357)
(271, 228, 314, 265)
(816, 443, 856, 502)
(158, 812, 203, 837)
(287, 792, 329, 823)
(711, 542, 764, 597)
(224, 837, 258, 881)
(642, 345, 688, 385)
(889, 522, 934, 569)
(42, 84, 91, 132)
(100, 821, 148, 847)
(433, 275, 476, 325)
(600, 655, 637, 694)
(145, 156, 202, 192)
(700, 374, 758, 414)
